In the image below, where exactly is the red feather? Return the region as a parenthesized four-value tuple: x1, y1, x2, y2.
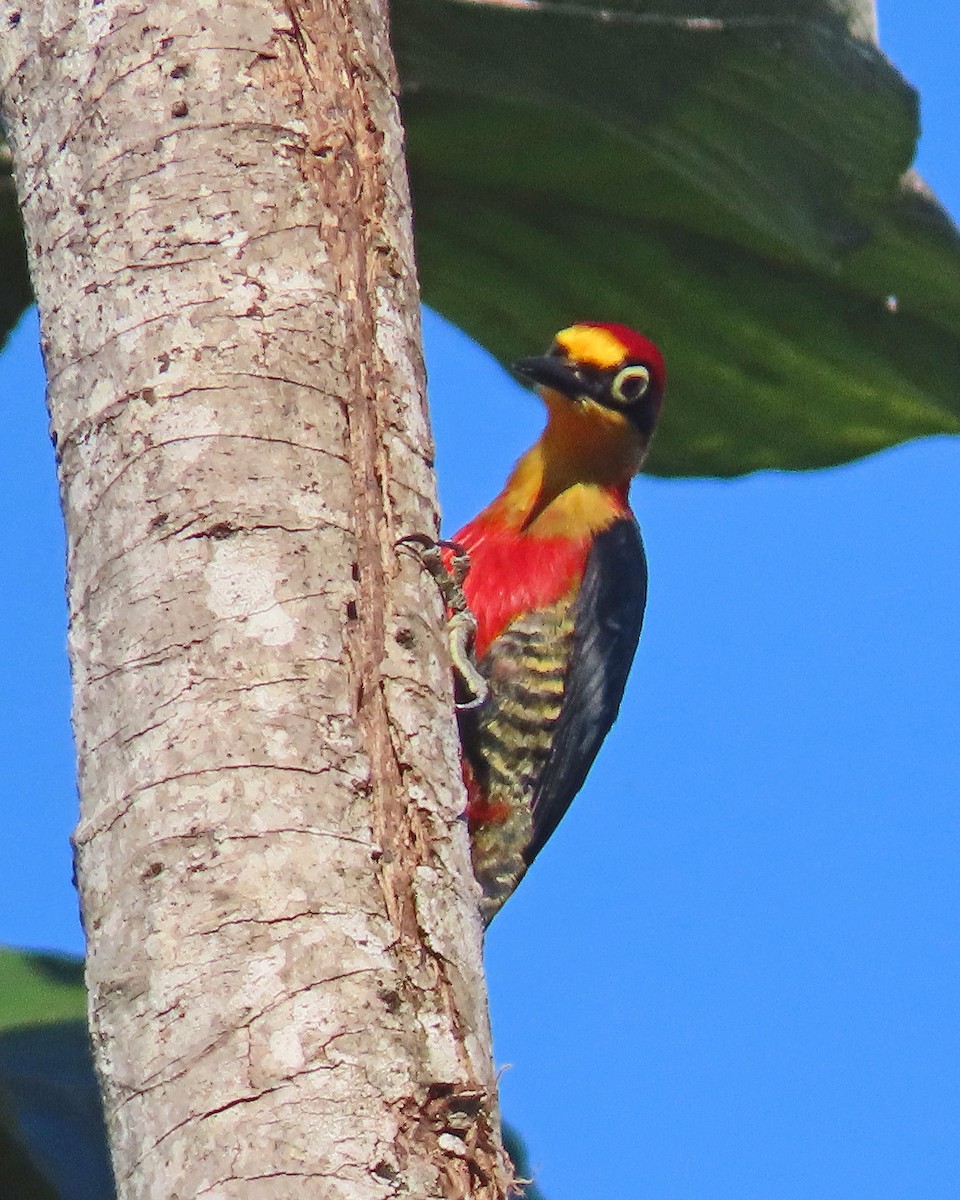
(581, 321, 666, 395)
(450, 513, 593, 660)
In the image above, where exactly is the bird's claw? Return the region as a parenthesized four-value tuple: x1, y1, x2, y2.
(396, 533, 472, 613)
(447, 610, 489, 711)
(397, 533, 489, 710)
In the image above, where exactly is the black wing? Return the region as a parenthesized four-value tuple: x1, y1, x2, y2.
(525, 517, 648, 864)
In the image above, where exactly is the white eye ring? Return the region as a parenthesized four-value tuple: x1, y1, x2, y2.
(611, 365, 651, 405)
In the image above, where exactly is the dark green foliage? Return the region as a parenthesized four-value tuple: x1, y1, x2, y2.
(395, 0, 960, 475)
(0, 950, 113, 1200)
(0, 147, 32, 354)
(2, 1, 958, 474)
(503, 1121, 550, 1200)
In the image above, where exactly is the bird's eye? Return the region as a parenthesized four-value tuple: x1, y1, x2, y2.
(611, 365, 651, 405)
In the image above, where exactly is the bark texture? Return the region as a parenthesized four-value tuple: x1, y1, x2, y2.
(1, 1, 511, 1196)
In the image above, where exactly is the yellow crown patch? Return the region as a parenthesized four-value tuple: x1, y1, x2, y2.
(553, 324, 628, 370)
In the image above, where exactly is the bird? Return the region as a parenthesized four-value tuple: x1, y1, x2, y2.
(409, 322, 665, 925)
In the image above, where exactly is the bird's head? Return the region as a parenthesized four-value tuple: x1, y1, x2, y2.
(472, 322, 667, 530)
(515, 321, 665, 439)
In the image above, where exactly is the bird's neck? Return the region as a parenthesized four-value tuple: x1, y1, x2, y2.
(484, 406, 639, 538)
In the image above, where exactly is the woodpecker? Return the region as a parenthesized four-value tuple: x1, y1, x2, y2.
(413, 322, 665, 925)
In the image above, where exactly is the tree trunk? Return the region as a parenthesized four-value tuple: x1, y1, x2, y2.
(0, 2, 511, 1196)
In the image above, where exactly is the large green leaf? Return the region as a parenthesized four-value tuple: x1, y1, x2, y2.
(0, 948, 85, 1033)
(0, 948, 113, 1200)
(394, 0, 960, 474)
(0, 144, 32, 353)
(502, 1122, 550, 1200)
(2, 2, 958, 473)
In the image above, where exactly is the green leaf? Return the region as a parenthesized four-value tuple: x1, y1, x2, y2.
(0, 948, 85, 1033)
(0, 145, 32, 354)
(0, 1118, 60, 1200)
(0, 948, 114, 1200)
(396, 0, 960, 474)
(503, 1121, 550, 1200)
(2, 2, 958, 474)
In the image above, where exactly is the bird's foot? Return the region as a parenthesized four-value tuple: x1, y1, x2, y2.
(397, 533, 488, 711)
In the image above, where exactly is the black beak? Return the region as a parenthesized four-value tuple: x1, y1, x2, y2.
(512, 355, 594, 400)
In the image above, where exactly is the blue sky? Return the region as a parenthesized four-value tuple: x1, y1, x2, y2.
(1, 4, 958, 1198)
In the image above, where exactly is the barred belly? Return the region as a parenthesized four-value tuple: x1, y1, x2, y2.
(464, 594, 576, 924)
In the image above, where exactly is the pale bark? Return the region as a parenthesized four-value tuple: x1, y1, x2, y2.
(0, 1, 510, 1197)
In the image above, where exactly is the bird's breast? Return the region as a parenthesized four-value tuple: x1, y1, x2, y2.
(453, 483, 630, 659)
(450, 520, 587, 660)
